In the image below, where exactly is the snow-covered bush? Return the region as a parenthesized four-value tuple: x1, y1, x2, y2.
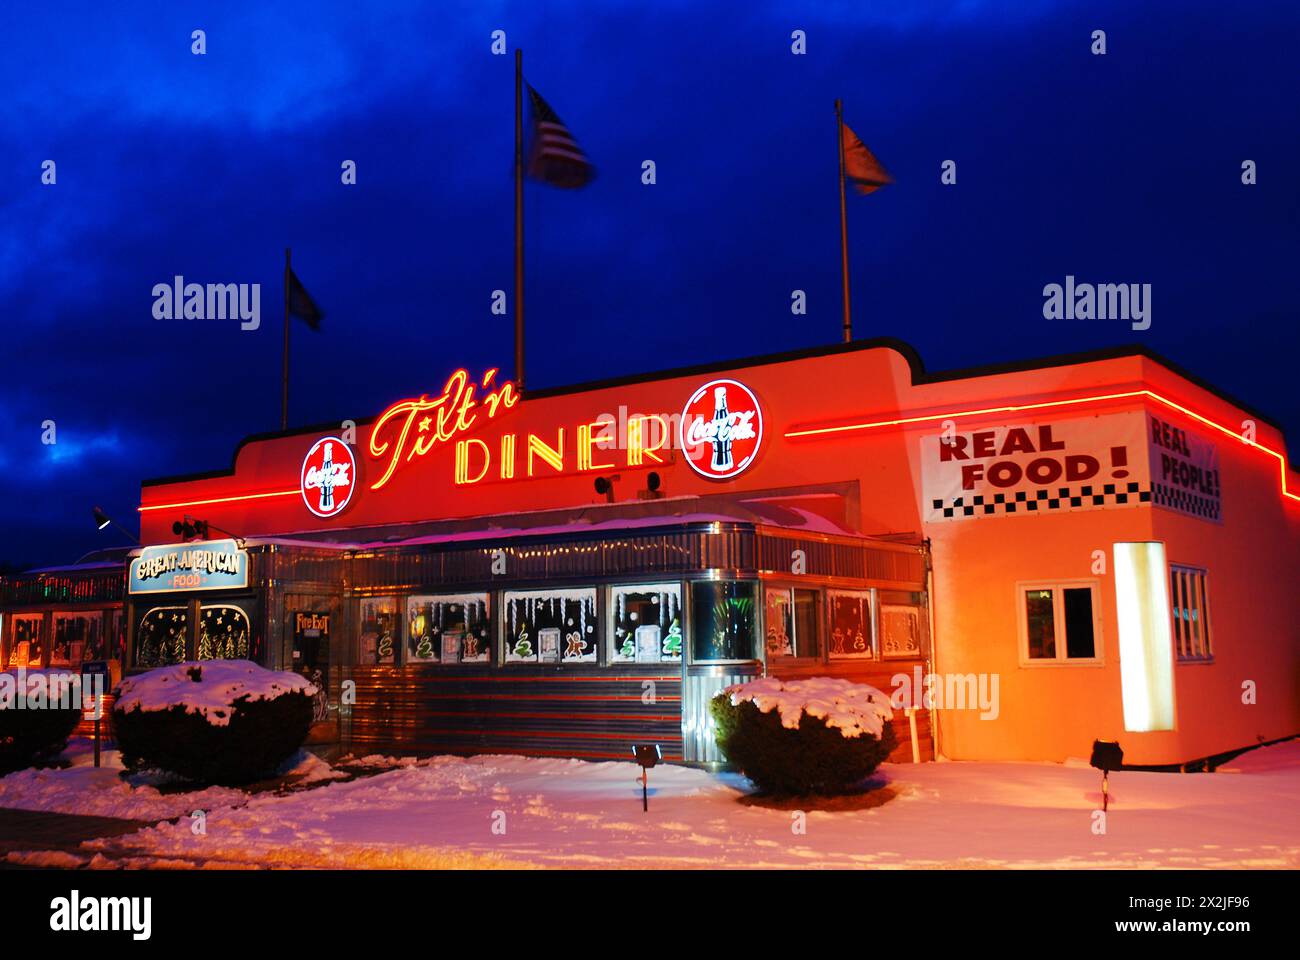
(0, 671, 84, 773)
(112, 661, 316, 785)
(710, 677, 897, 795)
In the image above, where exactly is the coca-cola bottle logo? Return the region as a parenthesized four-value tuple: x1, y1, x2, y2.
(301, 436, 357, 518)
(678, 378, 763, 479)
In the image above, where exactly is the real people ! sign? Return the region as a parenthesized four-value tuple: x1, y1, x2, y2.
(1147, 414, 1222, 522)
(922, 413, 1150, 522)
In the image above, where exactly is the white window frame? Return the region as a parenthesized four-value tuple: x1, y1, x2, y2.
(1169, 565, 1213, 663)
(1016, 579, 1104, 667)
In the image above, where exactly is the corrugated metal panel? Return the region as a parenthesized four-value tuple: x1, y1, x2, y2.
(682, 666, 762, 763)
(343, 666, 684, 761)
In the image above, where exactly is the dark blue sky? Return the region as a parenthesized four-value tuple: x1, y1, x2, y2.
(2, 1, 1297, 568)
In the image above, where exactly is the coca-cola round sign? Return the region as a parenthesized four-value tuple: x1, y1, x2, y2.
(679, 378, 763, 480)
(301, 436, 356, 519)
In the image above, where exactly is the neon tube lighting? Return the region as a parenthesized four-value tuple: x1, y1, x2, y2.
(785, 388, 1300, 504)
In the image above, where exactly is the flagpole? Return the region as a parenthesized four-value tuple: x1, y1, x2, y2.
(835, 99, 852, 343)
(514, 48, 526, 392)
(282, 247, 291, 430)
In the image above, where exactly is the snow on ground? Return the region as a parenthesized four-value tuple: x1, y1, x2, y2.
(50, 739, 1300, 869)
(0, 745, 245, 822)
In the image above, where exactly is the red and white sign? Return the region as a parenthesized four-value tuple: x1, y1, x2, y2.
(679, 379, 763, 479)
(301, 436, 356, 519)
(921, 413, 1149, 522)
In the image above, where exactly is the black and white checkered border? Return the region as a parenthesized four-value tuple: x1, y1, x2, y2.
(931, 481, 1151, 519)
(1151, 481, 1222, 521)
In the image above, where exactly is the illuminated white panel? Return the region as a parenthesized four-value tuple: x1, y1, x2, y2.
(1113, 542, 1176, 732)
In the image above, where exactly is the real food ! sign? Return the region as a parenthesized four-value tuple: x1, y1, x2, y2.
(922, 413, 1150, 522)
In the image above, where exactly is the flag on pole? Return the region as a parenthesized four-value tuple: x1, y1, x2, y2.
(526, 84, 595, 188)
(286, 266, 323, 329)
(840, 123, 893, 195)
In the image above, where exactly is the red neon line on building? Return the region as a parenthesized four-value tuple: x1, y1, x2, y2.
(785, 388, 1300, 503)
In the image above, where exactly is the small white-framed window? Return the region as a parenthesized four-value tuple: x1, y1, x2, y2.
(609, 583, 682, 664)
(763, 586, 821, 659)
(1170, 565, 1212, 661)
(1017, 581, 1102, 664)
(407, 594, 492, 664)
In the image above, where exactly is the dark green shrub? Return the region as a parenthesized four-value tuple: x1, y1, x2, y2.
(711, 692, 896, 795)
(0, 692, 82, 774)
(113, 666, 313, 786)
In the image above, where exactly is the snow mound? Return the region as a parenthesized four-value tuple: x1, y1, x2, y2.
(115, 661, 316, 728)
(723, 676, 894, 739)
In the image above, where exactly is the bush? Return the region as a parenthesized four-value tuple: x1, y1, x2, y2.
(0, 686, 82, 774)
(112, 662, 314, 786)
(711, 686, 897, 795)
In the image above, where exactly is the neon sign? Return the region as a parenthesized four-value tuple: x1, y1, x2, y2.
(369, 368, 519, 490)
(301, 436, 356, 518)
(679, 379, 763, 479)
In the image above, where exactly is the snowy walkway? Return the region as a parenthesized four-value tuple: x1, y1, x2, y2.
(1, 740, 1297, 869)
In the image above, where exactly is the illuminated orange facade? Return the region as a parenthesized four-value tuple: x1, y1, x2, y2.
(63, 340, 1300, 766)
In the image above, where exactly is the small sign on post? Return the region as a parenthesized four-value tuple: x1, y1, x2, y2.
(632, 744, 661, 812)
(82, 660, 112, 768)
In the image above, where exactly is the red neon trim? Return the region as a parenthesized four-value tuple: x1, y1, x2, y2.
(138, 489, 298, 512)
(784, 389, 1300, 504)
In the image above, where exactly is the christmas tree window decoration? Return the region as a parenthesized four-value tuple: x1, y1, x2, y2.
(689, 581, 757, 662)
(609, 583, 682, 663)
(134, 606, 188, 669)
(360, 597, 399, 665)
(406, 594, 491, 664)
(198, 605, 251, 661)
(827, 590, 875, 660)
(10, 615, 44, 668)
(503, 588, 598, 664)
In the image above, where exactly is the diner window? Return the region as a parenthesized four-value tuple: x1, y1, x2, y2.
(1019, 583, 1100, 663)
(880, 604, 923, 658)
(828, 590, 874, 659)
(360, 597, 399, 665)
(199, 605, 251, 660)
(764, 587, 821, 659)
(1170, 566, 1212, 661)
(135, 606, 189, 668)
(609, 583, 683, 664)
(51, 612, 104, 666)
(408, 594, 492, 664)
(690, 581, 758, 663)
(504, 588, 598, 664)
(9, 615, 45, 668)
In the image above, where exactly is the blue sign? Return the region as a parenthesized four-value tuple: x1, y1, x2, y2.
(129, 539, 249, 595)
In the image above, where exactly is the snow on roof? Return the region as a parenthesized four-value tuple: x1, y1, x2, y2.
(724, 676, 895, 740)
(114, 660, 316, 727)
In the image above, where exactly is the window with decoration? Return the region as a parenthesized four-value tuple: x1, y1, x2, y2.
(198, 604, 252, 660)
(407, 594, 492, 664)
(51, 612, 104, 667)
(1170, 566, 1212, 661)
(8, 615, 44, 668)
(764, 586, 821, 659)
(503, 588, 598, 664)
(135, 606, 189, 668)
(690, 581, 758, 663)
(359, 597, 399, 665)
(827, 590, 875, 659)
(609, 583, 683, 664)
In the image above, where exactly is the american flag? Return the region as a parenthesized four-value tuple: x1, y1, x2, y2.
(526, 84, 595, 188)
